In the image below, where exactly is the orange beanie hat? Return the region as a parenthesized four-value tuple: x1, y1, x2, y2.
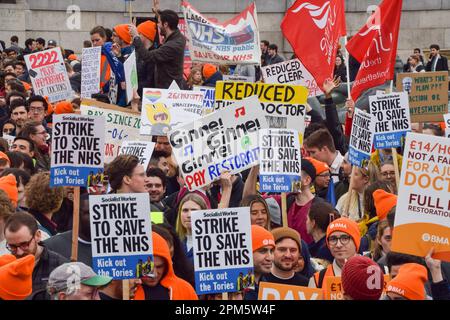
(251, 225, 275, 252)
(386, 263, 428, 300)
(326, 217, 361, 251)
(202, 64, 217, 79)
(0, 174, 18, 207)
(373, 189, 397, 220)
(0, 151, 10, 166)
(68, 54, 78, 61)
(0, 254, 35, 300)
(137, 20, 157, 41)
(114, 24, 132, 44)
(54, 101, 74, 115)
(306, 157, 330, 176)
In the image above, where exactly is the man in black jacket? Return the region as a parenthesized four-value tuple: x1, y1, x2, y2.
(426, 44, 449, 72)
(129, 10, 186, 89)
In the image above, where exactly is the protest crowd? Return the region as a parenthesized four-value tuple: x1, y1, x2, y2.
(1, 0, 450, 302)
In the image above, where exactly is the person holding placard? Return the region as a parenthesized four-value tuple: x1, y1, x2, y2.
(133, 232, 197, 300)
(308, 218, 360, 293)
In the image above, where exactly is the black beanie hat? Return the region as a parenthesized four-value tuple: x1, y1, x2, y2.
(301, 158, 316, 181)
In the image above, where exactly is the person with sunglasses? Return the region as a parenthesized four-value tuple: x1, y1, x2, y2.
(308, 217, 360, 296)
(3, 211, 68, 294)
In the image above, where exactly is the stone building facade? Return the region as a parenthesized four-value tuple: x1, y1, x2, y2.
(1, 0, 450, 61)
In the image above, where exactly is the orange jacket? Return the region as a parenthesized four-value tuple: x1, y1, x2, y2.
(134, 232, 198, 300)
(99, 54, 112, 91)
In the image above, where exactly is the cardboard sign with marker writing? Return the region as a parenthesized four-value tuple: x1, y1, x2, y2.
(397, 71, 448, 122)
(80, 99, 142, 163)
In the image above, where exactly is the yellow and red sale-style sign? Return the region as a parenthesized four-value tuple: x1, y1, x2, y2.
(258, 282, 323, 300)
(392, 132, 450, 262)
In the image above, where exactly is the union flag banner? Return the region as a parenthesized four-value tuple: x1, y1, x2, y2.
(281, 0, 346, 90)
(346, 0, 403, 100)
(181, 1, 261, 65)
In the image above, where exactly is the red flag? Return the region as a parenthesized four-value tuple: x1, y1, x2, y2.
(346, 0, 402, 100)
(281, 0, 346, 90)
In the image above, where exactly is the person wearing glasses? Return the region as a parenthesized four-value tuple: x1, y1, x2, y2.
(308, 217, 360, 295)
(3, 212, 68, 294)
(379, 161, 397, 193)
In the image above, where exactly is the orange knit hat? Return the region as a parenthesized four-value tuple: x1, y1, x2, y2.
(252, 225, 275, 252)
(373, 189, 397, 220)
(326, 217, 361, 251)
(137, 20, 157, 41)
(68, 54, 78, 61)
(306, 157, 330, 176)
(386, 263, 428, 300)
(0, 254, 35, 300)
(0, 151, 10, 166)
(114, 24, 132, 44)
(54, 101, 74, 115)
(202, 64, 217, 79)
(0, 174, 18, 207)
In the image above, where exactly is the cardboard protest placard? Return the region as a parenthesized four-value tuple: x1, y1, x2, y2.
(223, 75, 253, 82)
(348, 108, 375, 167)
(397, 71, 448, 122)
(89, 193, 153, 279)
(169, 95, 268, 191)
(192, 207, 254, 295)
(50, 114, 105, 187)
(80, 99, 141, 163)
(141, 88, 204, 136)
(369, 92, 411, 149)
(25, 47, 72, 103)
(124, 51, 138, 103)
(119, 141, 155, 170)
(258, 282, 323, 300)
(215, 81, 308, 131)
(261, 59, 323, 97)
(193, 86, 215, 115)
(259, 129, 302, 193)
(391, 132, 450, 262)
(181, 1, 261, 65)
(80, 46, 101, 98)
(325, 274, 390, 300)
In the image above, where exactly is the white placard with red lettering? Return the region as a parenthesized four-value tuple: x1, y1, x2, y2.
(25, 47, 73, 103)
